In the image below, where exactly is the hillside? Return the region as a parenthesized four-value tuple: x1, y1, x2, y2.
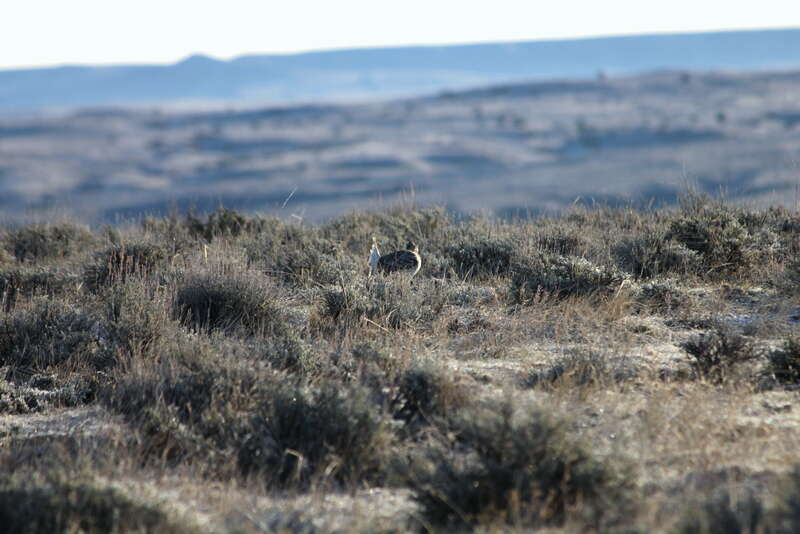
(1, 69, 800, 223)
(0, 197, 799, 532)
(1, 28, 800, 113)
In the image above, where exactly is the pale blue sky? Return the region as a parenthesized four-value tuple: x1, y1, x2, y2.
(1, 0, 797, 69)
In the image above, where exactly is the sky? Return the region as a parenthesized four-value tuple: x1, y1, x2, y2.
(1, 0, 798, 70)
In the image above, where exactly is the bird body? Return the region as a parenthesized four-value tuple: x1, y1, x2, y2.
(368, 237, 381, 276)
(377, 241, 421, 277)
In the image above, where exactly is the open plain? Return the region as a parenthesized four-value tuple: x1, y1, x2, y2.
(2, 69, 800, 224)
(1, 196, 800, 532)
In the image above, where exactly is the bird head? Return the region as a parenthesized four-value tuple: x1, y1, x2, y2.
(405, 241, 418, 253)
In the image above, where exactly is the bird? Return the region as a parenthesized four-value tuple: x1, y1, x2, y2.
(368, 236, 381, 277)
(377, 240, 422, 277)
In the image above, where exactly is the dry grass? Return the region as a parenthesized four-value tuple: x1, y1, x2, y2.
(1, 196, 799, 532)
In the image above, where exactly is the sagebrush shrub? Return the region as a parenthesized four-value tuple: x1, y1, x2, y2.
(101, 281, 174, 362)
(676, 466, 800, 534)
(3, 223, 95, 263)
(0, 246, 12, 265)
(637, 279, 693, 312)
(676, 488, 767, 534)
(174, 270, 291, 336)
(187, 207, 252, 241)
(536, 226, 588, 256)
(320, 277, 445, 330)
(404, 399, 635, 530)
(244, 222, 354, 287)
(238, 380, 392, 488)
(444, 237, 515, 279)
(682, 326, 760, 383)
(615, 231, 699, 279)
(668, 204, 754, 275)
(321, 207, 450, 256)
(0, 300, 101, 372)
(511, 252, 628, 302)
(84, 243, 169, 289)
(105, 343, 392, 488)
(785, 258, 800, 292)
(253, 330, 316, 374)
(392, 360, 469, 425)
(766, 336, 800, 385)
(0, 267, 78, 312)
(0, 474, 194, 534)
(527, 349, 638, 388)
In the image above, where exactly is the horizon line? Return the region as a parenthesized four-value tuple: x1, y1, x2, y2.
(2, 24, 798, 72)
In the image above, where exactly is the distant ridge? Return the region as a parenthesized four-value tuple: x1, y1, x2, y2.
(1, 28, 799, 113)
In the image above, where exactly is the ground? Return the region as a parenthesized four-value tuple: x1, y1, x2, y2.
(1, 197, 799, 533)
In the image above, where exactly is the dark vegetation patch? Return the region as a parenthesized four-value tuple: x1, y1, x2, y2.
(251, 331, 315, 375)
(444, 237, 515, 279)
(0, 300, 105, 406)
(536, 225, 589, 256)
(319, 278, 447, 331)
(403, 399, 635, 530)
(510, 252, 628, 302)
(237, 379, 392, 488)
(223, 508, 319, 534)
(0, 473, 195, 534)
(636, 279, 694, 312)
(665, 196, 784, 278)
(185, 206, 273, 241)
(0, 300, 101, 374)
(174, 270, 294, 336)
(527, 349, 638, 388)
(785, 257, 800, 293)
(668, 212, 754, 276)
(391, 360, 470, 427)
(84, 242, 170, 290)
(765, 336, 800, 386)
(0, 267, 79, 312)
(677, 488, 767, 534)
(2, 222, 96, 263)
(100, 281, 174, 362)
(322, 207, 451, 257)
(243, 221, 355, 288)
(0, 373, 97, 414)
(681, 326, 761, 384)
(676, 466, 800, 534)
(103, 339, 393, 489)
(615, 231, 699, 279)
